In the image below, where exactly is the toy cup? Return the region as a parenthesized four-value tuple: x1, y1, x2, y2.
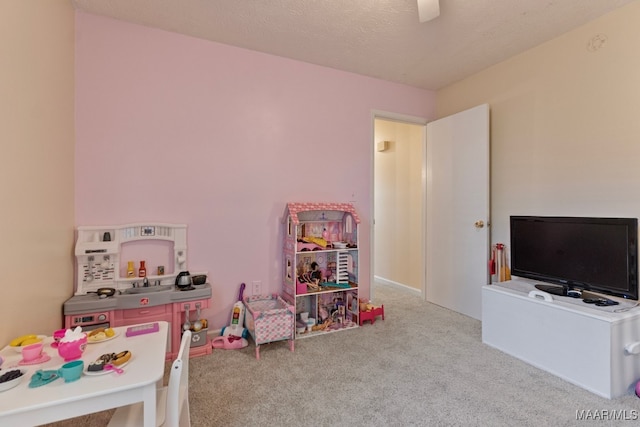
(21, 342, 43, 362)
(59, 360, 84, 383)
(57, 334, 87, 362)
(52, 329, 66, 348)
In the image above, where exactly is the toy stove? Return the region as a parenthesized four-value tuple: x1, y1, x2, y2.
(66, 310, 113, 331)
(64, 292, 118, 330)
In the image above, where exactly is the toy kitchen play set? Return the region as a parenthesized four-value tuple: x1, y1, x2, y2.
(63, 223, 212, 359)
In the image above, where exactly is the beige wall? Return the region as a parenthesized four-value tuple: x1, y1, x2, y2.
(437, 1, 640, 249)
(0, 1, 75, 343)
(374, 119, 424, 291)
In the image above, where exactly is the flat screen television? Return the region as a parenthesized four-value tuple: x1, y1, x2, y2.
(510, 216, 638, 300)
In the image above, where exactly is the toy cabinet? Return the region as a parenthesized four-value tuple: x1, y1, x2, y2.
(111, 305, 173, 359)
(282, 202, 360, 338)
(173, 299, 212, 358)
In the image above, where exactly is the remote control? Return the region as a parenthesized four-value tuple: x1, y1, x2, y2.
(126, 322, 160, 337)
(595, 299, 619, 306)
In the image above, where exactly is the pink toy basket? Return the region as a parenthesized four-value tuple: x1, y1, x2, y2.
(243, 294, 295, 359)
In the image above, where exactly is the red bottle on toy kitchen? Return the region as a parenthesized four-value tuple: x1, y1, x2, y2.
(138, 261, 147, 278)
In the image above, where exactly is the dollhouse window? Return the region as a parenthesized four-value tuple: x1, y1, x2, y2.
(345, 215, 353, 234)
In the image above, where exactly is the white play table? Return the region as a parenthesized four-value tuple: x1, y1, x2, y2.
(0, 321, 168, 427)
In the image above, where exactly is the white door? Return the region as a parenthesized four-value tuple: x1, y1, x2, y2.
(426, 104, 490, 320)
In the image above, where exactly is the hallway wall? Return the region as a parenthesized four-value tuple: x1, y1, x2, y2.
(374, 119, 424, 292)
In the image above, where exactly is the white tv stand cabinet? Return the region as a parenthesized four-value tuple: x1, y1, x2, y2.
(482, 279, 640, 398)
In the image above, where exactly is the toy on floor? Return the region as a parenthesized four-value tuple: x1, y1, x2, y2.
(359, 300, 385, 326)
(243, 294, 295, 360)
(211, 335, 248, 350)
(221, 283, 248, 339)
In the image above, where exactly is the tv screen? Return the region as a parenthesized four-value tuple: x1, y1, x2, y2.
(510, 216, 638, 300)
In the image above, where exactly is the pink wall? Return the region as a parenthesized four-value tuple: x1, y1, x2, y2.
(75, 12, 436, 328)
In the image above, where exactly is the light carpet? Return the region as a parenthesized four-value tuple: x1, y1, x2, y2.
(45, 284, 640, 426)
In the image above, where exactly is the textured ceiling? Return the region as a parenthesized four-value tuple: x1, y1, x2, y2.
(71, 0, 636, 90)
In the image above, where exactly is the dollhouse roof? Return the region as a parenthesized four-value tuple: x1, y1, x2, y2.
(285, 202, 360, 225)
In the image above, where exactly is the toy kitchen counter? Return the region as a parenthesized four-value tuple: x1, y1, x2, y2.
(63, 284, 212, 314)
(63, 284, 212, 360)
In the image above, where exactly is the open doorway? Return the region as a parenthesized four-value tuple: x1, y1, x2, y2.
(372, 116, 426, 300)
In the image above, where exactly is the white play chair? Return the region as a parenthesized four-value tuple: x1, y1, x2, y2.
(108, 330, 192, 427)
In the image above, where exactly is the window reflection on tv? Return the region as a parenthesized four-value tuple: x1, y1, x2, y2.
(510, 216, 638, 300)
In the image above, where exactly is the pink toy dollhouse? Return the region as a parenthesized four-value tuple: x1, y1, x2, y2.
(282, 202, 361, 338)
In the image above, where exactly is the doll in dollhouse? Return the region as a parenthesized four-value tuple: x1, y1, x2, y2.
(298, 261, 322, 290)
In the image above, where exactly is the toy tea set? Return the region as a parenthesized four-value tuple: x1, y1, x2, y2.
(1, 326, 133, 391)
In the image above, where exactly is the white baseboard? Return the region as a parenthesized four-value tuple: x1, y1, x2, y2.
(207, 328, 222, 338)
(374, 276, 422, 296)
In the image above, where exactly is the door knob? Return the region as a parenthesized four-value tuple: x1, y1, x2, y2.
(474, 220, 484, 228)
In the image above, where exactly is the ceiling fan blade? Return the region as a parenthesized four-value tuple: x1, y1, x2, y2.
(417, 0, 440, 23)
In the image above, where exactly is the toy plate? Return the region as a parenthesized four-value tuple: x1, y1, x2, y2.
(0, 369, 26, 392)
(18, 353, 51, 366)
(28, 370, 59, 388)
(87, 331, 119, 344)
